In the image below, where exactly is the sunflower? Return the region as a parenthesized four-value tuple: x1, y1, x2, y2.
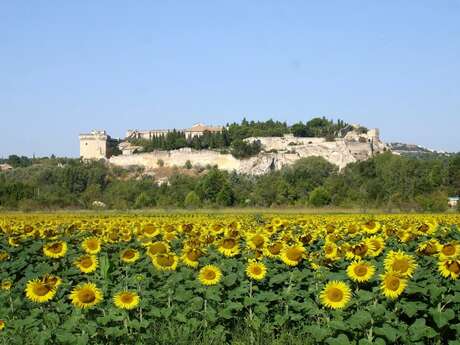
(345, 242, 374, 260)
(438, 259, 460, 280)
(74, 255, 98, 273)
(246, 233, 267, 250)
(366, 236, 385, 257)
(264, 241, 284, 258)
(42, 274, 62, 289)
(1, 279, 12, 290)
(416, 239, 441, 256)
(142, 224, 160, 238)
(113, 291, 140, 310)
(146, 241, 169, 258)
(346, 261, 375, 282)
(320, 281, 352, 309)
(0, 250, 9, 261)
(198, 265, 222, 286)
(151, 253, 178, 271)
(218, 237, 240, 257)
(181, 247, 203, 268)
(280, 245, 305, 266)
(82, 237, 102, 254)
(25, 279, 56, 303)
(69, 283, 103, 309)
(120, 248, 140, 264)
(246, 261, 267, 281)
(43, 241, 68, 258)
(323, 241, 339, 260)
(439, 243, 460, 260)
(384, 250, 417, 277)
(0, 319, 4, 331)
(380, 272, 407, 299)
(362, 220, 381, 234)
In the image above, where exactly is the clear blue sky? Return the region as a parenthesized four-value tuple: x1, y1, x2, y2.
(1, 0, 459, 157)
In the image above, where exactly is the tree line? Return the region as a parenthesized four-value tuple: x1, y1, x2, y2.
(0, 152, 459, 212)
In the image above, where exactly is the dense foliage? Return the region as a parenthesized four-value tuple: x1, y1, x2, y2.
(0, 152, 459, 211)
(127, 118, 348, 155)
(1, 214, 460, 345)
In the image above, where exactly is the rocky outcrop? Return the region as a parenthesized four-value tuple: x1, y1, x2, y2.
(109, 129, 388, 175)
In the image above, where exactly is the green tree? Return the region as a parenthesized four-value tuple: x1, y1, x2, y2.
(184, 191, 201, 209)
(308, 186, 331, 207)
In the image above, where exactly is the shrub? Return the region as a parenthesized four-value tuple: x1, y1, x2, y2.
(184, 191, 201, 209)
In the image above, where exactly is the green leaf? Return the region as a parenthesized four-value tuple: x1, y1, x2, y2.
(304, 325, 331, 342)
(348, 310, 372, 329)
(222, 273, 238, 287)
(400, 301, 426, 318)
(429, 308, 455, 328)
(326, 334, 351, 345)
(409, 318, 437, 341)
(374, 324, 399, 342)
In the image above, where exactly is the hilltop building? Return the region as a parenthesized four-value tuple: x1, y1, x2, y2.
(126, 123, 223, 140)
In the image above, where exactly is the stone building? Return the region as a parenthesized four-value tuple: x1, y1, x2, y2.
(126, 123, 223, 140)
(79, 130, 108, 160)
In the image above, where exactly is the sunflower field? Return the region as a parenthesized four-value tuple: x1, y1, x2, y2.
(1, 213, 460, 345)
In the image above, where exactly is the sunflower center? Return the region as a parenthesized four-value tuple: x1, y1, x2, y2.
(327, 287, 343, 302)
(365, 221, 376, 229)
(222, 239, 236, 249)
(418, 224, 429, 232)
(269, 243, 282, 255)
(49, 243, 63, 253)
(286, 248, 302, 261)
(33, 284, 51, 296)
(157, 255, 175, 267)
(80, 257, 93, 268)
(251, 266, 262, 275)
(149, 243, 167, 255)
(187, 250, 200, 261)
(442, 245, 455, 256)
(386, 277, 400, 291)
(123, 250, 136, 259)
(120, 294, 134, 304)
(325, 245, 335, 255)
(251, 235, 265, 248)
(354, 265, 368, 277)
(392, 259, 409, 273)
(86, 240, 99, 250)
(78, 289, 96, 303)
(353, 244, 368, 256)
(203, 270, 216, 280)
(447, 261, 460, 273)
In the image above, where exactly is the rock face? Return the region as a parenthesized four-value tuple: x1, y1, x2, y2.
(109, 129, 387, 175)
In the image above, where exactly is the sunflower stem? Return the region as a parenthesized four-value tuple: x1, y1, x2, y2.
(249, 281, 253, 321)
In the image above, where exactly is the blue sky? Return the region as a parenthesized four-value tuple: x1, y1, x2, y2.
(1, 1, 459, 157)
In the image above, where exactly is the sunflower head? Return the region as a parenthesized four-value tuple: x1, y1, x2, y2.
(320, 281, 351, 309)
(438, 259, 460, 280)
(1, 279, 12, 291)
(380, 272, 407, 299)
(281, 246, 305, 266)
(0, 320, 4, 331)
(246, 261, 267, 281)
(43, 241, 68, 258)
(198, 265, 222, 286)
(384, 250, 417, 277)
(346, 261, 375, 282)
(152, 253, 178, 271)
(70, 283, 103, 309)
(74, 255, 98, 273)
(113, 291, 140, 310)
(120, 248, 140, 264)
(25, 279, 56, 303)
(82, 237, 102, 254)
